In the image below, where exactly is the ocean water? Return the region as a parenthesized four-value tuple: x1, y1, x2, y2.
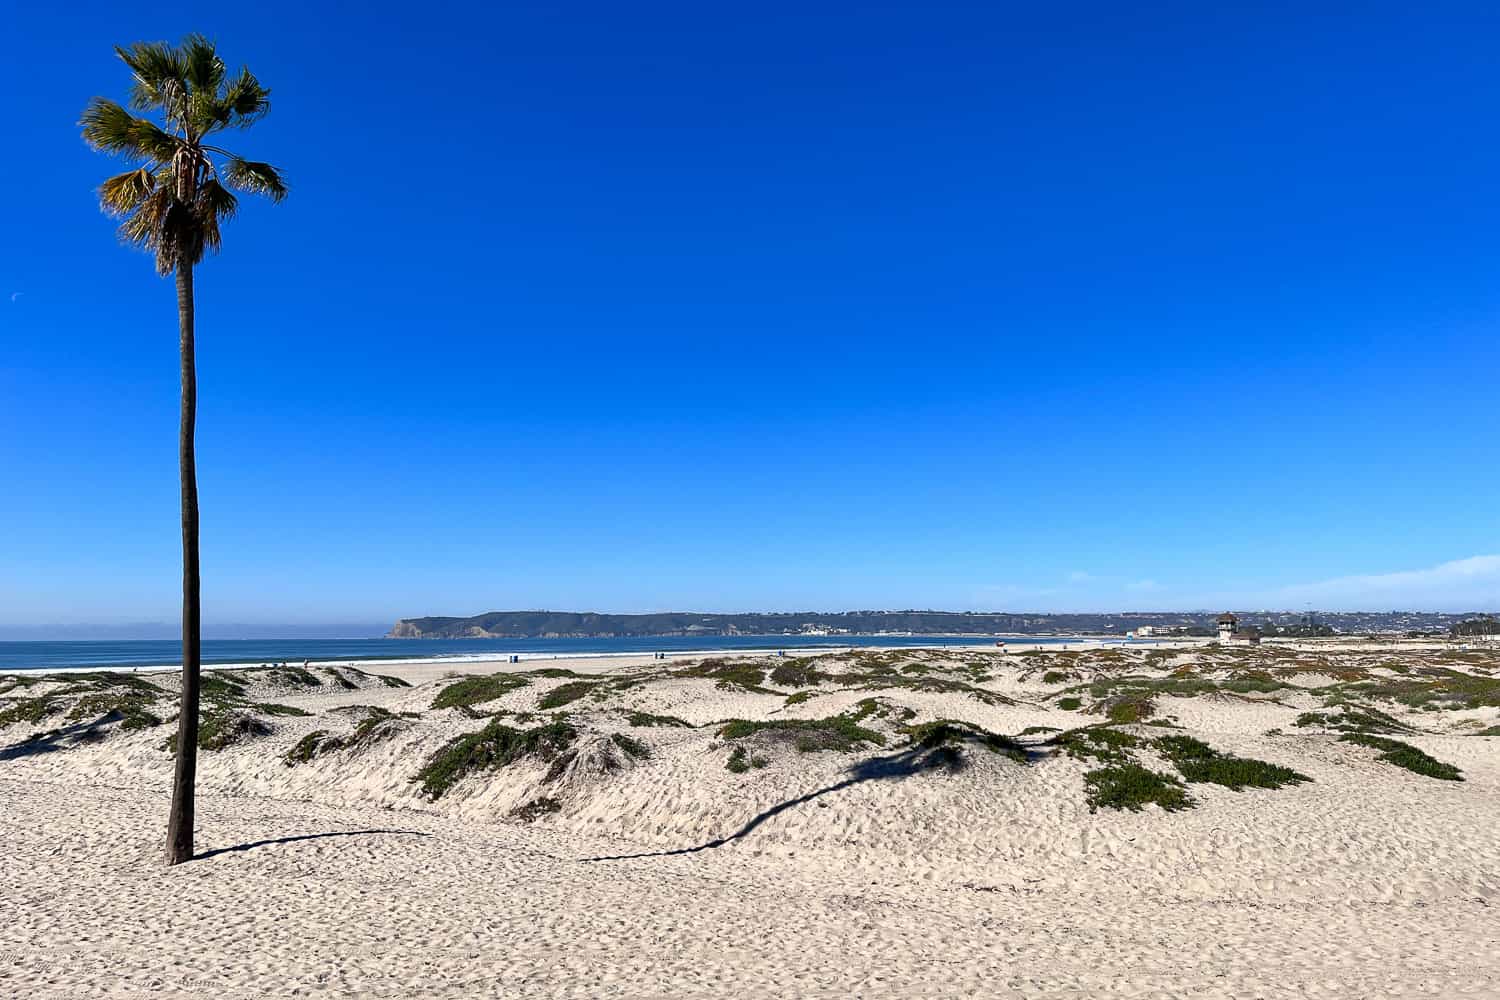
(0, 634, 1106, 672)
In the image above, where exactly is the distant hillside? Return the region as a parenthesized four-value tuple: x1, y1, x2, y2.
(389, 611, 1041, 639)
(386, 609, 1481, 639)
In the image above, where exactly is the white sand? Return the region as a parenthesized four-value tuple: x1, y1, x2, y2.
(2, 643, 1498, 998)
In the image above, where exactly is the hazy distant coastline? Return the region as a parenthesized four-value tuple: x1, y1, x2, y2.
(0, 623, 390, 642)
(387, 609, 1484, 639)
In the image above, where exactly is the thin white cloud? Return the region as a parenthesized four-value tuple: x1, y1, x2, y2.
(1271, 555, 1500, 610)
(9, 292, 21, 302)
(969, 555, 1500, 613)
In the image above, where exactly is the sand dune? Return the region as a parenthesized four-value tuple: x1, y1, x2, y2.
(2, 642, 1498, 997)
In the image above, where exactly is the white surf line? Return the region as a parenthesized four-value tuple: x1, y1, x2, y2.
(0, 635, 1138, 675)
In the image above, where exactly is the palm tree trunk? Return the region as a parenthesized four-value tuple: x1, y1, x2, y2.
(166, 261, 200, 866)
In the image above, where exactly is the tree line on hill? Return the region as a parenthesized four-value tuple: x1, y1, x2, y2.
(1452, 616, 1500, 637)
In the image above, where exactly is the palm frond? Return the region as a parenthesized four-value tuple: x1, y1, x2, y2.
(198, 204, 223, 254)
(179, 34, 225, 94)
(98, 167, 158, 217)
(115, 186, 207, 272)
(115, 41, 188, 118)
(198, 179, 238, 219)
(117, 186, 171, 261)
(197, 180, 238, 252)
(80, 98, 180, 162)
(212, 68, 272, 129)
(223, 157, 288, 201)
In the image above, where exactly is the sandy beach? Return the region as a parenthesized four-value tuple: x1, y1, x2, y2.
(3, 641, 1499, 998)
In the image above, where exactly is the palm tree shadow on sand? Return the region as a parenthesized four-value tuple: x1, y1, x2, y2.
(0, 718, 428, 862)
(196, 829, 430, 861)
(0, 712, 121, 761)
(581, 741, 994, 862)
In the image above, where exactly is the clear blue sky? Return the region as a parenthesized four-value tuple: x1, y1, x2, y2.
(3, 1, 1499, 624)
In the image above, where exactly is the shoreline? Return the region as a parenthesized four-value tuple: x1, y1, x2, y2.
(0, 633, 1128, 675)
(5, 631, 1492, 676)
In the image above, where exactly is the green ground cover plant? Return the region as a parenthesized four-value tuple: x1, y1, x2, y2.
(0, 696, 61, 728)
(1339, 733, 1462, 781)
(903, 720, 1027, 763)
(609, 732, 650, 759)
(1292, 706, 1413, 734)
(164, 710, 272, 753)
(537, 681, 601, 710)
(1152, 735, 1310, 790)
(431, 674, 530, 710)
(860, 674, 1013, 705)
(285, 730, 334, 765)
(622, 710, 692, 728)
(1103, 694, 1154, 724)
(415, 718, 578, 799)
(1084, 764, 1194, 813)
(717, 714, 886, 753)
(1053, 726, 1139, 764)
(1327, 668, 1500, 712)
(2, 672, 173, 734)
(510, 797, 562, 822)
(673, 658, 776, 693)
(267, 666, 323, 688)
(769, 658, 829, 688)
(846, 697, 917, 724)
(254, 702, 311, 717)
(283, 707, 414, 765)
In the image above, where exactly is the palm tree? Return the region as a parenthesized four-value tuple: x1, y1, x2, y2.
(81, 35, 287, 865)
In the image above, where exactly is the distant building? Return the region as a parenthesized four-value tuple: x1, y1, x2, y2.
(1225, 628, 1261, 646)
(1216, 613, 1239, 641)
